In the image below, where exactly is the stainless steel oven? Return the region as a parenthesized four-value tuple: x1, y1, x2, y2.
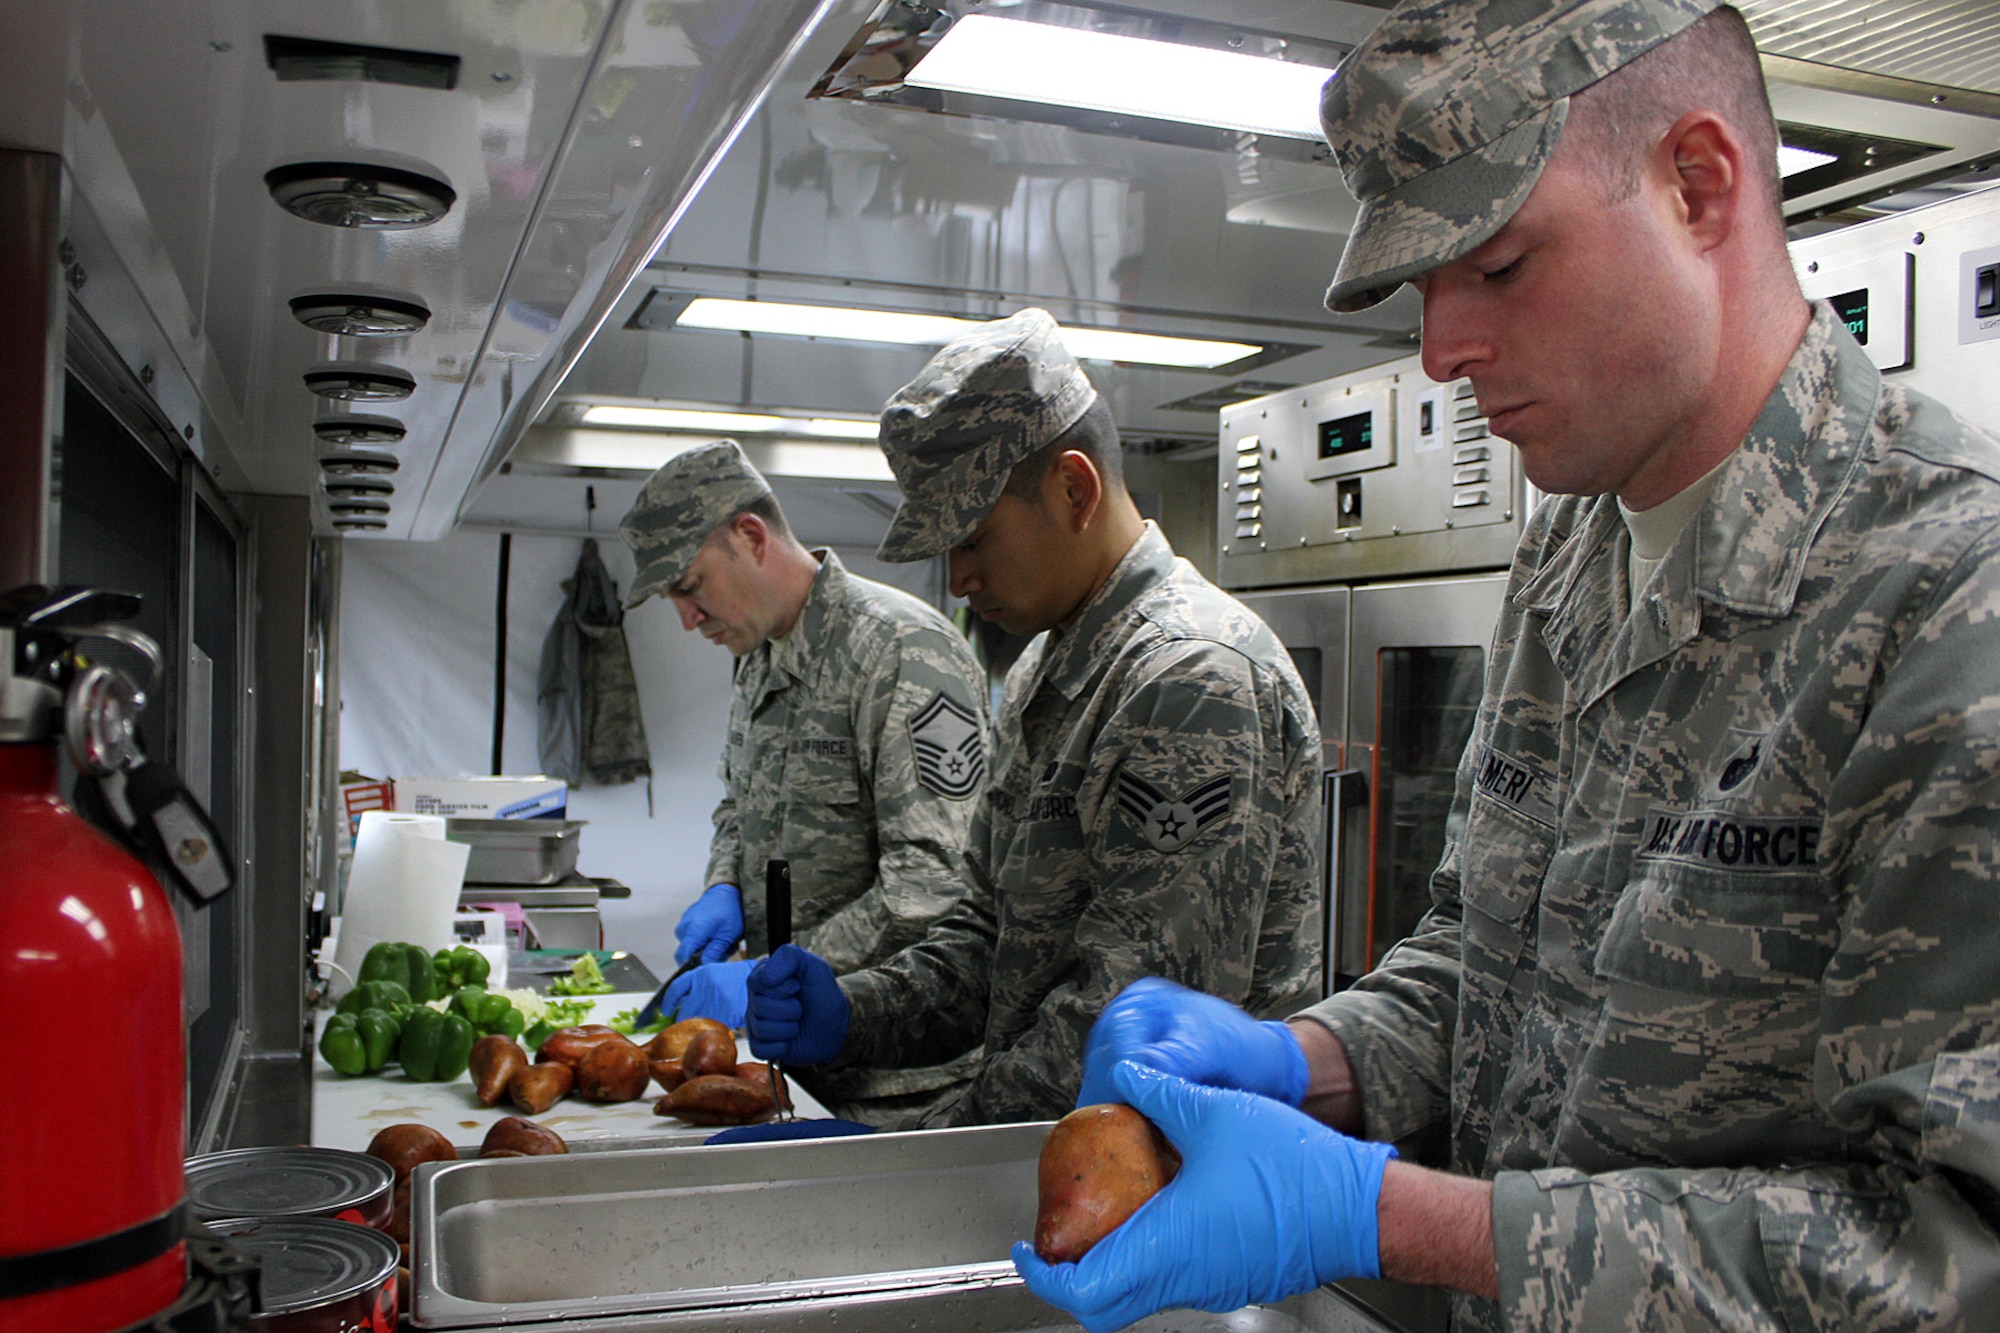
(1222, 350, 1529, 996)
(1240, 573, 1508, 993)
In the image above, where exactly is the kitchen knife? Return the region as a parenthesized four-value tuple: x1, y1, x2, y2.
(765, 857, 793, 1120)
(633, 935, 740, 1027)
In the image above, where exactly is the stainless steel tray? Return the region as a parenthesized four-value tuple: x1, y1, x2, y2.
(446, 819, 585, 885)
(412, 1123, 1046, 1328)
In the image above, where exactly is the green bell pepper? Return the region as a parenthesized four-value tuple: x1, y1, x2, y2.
(432, 945, 491, 991)
(319, 1013, 368, 1077)
(447, 985, 524, 1039)
(358, 941, 435, 1002)
(335, 979, 413, 1017)
(398, 1007, 478, 1082)
(355, 1009, 404, 1072)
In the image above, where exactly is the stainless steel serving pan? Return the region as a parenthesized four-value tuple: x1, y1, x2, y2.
(446, 818, 585, 885)
(411, 1123, 1044, 1328)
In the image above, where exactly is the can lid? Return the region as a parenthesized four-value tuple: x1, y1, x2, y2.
(208, 1218, 399, 1314)
(184, 1146, 393, 1222)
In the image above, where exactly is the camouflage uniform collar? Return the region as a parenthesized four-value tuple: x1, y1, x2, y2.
(768, 549, 847, 685)
(1519, 303, 1873, 621)
(1039, 523, 1174, 699)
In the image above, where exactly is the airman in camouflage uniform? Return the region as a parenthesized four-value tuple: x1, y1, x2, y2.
(745, 308, 1323, 1128)
(1016, 3, 2000, 1331)
(620, 440, 989, 1109)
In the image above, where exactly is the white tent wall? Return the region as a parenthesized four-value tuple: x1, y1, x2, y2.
(337, 528, 939, 976)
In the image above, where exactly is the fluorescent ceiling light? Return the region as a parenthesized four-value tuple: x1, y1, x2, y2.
(676, 297, 1262, 370)
(578, 403, 881, 438)
(905, 14, 1331, 142)
(1778, 144, 1839, 176)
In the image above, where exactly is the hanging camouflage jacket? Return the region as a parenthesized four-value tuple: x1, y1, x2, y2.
(537, 539, 651, 788)
(1300, 305, 2000, 1331)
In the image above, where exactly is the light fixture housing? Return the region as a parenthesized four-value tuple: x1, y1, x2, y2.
(304, 364, 416, 402)
(312, 415, 407, 446)
(319, 451, 401, 477)
(808, 1, 1350, 164)
(645, 295, 1274, 371)
(265, 161, 456, 229)
(575, 405, 880, 439)
(905, 14, 1331, 142)
(289, 293, 432, 337)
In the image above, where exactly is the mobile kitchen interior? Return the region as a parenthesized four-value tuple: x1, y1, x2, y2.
(2, 0, 1998, 1326)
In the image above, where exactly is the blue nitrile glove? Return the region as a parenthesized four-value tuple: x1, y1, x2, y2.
(1013, 1061, 1397, 1333)
(674, 883, 743, 965)
(661, 958, 754, 1029)
(1076, 976, 1308, 1109)
(704, 1119, 876, 1145)
(745, 943, 849, 1066)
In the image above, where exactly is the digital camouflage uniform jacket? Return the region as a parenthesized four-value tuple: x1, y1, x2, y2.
(707, 552, 988, 1094)
(1300, 305, 2000, 1330)
(837, 524, 1324, 1127)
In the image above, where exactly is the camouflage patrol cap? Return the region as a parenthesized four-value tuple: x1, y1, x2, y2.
(618, 439, 775, 608)
(876, 308, 1098, 563)
(1320, 0, 1723, 312)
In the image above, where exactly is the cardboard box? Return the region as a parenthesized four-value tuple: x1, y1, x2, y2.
(394, 775, 568, 820)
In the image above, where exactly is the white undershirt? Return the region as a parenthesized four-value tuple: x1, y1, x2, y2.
(1619, 455, 1734, 611)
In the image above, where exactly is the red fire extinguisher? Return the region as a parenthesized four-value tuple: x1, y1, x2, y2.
(0, 587, 234, 1332)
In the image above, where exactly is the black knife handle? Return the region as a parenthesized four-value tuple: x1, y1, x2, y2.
(766, 858, 791, 952)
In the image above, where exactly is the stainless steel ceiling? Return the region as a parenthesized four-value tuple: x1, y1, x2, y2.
(4, 0, 1997, 543)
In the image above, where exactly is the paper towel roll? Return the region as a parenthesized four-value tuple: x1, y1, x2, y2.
(329, 810, 471, 997)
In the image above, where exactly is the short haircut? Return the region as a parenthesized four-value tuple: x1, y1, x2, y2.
(1561, 7, 1782, 223)
(1000, 396, 1125, 504)
(708, 490, 792, 553)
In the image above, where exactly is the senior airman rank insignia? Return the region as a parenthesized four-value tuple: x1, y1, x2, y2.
(908, 690, 984, 800)
(1116, 770, 1231, 853)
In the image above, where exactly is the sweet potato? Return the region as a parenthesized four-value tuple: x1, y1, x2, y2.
(735, 1062, 792, 1111)
(508, 1060, 573, 1115)
(574, 1038, 651, 1102)
(536, 1025, 627, 1070)
(469, 1035, 528, 1107)
(365, 1123, 457, 1185)
(681, 1026, 739, 1079)
(644, 1017, 734, 1062)
(655, 1074, 776, 1125)
(649, 1057, 686, 1094)
(1033, 1104, 1181, 1263)
(480, 1116, 567, 1157)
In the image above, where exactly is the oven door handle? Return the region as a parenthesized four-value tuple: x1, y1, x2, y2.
(1320, 766, 1368, 996)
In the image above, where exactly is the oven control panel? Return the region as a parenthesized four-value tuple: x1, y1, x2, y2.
(1217, 352, 1530, 589)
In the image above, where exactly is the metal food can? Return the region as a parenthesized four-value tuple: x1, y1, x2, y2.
(185, 1147, 395, 1232)
(208, 1218, 399, 1333)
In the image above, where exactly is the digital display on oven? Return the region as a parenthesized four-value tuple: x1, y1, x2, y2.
(1318, 410, 1374, 459)
(1830, 287, 1868, 345)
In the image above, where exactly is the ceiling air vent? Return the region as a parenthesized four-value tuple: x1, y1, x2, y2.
(265, 161, 456, 229)
(312, 415, 407, 446)
(290, 293, 431, 337)
(263, 34, 461, 91)
(332, 516, 389, 532)
(319, 452, 401, 477)
(328, 499, 392, 517)
(303, 364, 416, 402)
(323, 478, 395, 500)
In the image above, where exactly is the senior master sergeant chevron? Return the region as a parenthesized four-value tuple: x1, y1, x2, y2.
(619, 439, 989, 1120)
(1019, 3, 2000, 1331)
(741, 307, 1324, 1128)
